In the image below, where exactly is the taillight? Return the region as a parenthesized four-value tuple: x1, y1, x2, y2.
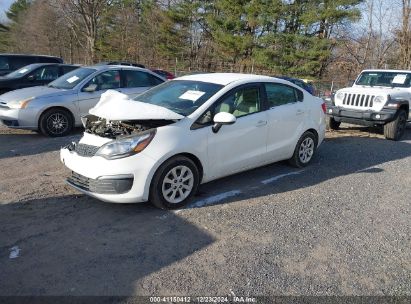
(321, 102, 327, 114)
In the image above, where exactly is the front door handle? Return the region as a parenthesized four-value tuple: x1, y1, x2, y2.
(296, 109, 304, 115)
(256, 120, 267, 127)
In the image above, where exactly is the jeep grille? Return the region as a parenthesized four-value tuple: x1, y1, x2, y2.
(342, 93, 375, 108)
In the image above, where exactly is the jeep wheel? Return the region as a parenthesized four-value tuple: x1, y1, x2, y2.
(383, 109, 407, 141)
(326, 116, 341, 130)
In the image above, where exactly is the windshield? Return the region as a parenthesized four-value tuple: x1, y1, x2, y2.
(356, 71, 411, 88)
(135, 80, 223, 116)
(48, 67, 96, 89)
(5, 64, 38, 78)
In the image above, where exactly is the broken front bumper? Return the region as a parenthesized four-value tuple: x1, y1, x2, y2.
(327, 106, 397, 126)
(60, 146, 158, 203)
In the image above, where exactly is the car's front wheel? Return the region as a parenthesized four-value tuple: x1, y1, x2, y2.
(39, 108, 73, 137)
(149, 156, 200, 209)
(289, 131, 317, 168)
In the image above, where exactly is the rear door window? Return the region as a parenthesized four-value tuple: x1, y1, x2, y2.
(265, 83, 303, 107)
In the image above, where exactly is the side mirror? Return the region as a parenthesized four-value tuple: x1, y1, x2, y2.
(83, 83, 98, 92)
(212, 112, 236, 133)
(348, 80, 355, 86)
(27, 75, 35, 81)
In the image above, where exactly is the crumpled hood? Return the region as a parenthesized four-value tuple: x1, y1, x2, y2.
(0, 85, 71, 101)
(89, 90, 184, 121)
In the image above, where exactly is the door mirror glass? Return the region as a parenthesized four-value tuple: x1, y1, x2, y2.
(83, 83, 98, 92)
(212, 112, 236, 133)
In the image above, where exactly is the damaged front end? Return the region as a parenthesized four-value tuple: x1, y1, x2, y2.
(81, 114, 175, 139)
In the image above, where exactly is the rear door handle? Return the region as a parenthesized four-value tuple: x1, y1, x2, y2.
(256, 120, 267, 127)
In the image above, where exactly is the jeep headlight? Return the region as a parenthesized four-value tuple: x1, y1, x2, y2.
(96, 130, 156, 159)
(374, 95, 386, 103)
(335, 92, 344, 101)
(8, 97, 35, 109)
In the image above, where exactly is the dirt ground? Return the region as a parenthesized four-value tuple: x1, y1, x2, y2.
(0, 124, 410, 297)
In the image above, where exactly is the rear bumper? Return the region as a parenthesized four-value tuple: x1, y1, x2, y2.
(327, 106, 397, 126)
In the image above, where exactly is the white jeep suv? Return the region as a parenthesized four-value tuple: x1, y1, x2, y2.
(327, 69, 410, 140)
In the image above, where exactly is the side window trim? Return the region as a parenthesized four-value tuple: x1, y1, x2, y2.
(191, 82, 265, 130)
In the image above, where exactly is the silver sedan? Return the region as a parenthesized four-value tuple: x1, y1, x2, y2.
(0, 65, 165, 136)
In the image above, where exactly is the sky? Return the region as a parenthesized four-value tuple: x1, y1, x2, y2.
(0, 0, 14, 21)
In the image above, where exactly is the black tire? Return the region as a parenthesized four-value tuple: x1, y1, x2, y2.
(149, 156, 200, 210)
(288, 131, 317, 168)
(383, 109, 407, 141)
(39, 108, 73, 137)
(326, 116, 341, 130)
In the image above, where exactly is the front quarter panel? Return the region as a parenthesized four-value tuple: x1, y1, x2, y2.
(26, 93, 79, 128)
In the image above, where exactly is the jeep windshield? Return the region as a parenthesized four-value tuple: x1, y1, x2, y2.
(134, 80, 223, 116)
(356, 71, 411, 88)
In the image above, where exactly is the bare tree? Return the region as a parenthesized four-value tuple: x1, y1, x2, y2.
(397, 0, 411, 68)
(52, 0, 112, 64)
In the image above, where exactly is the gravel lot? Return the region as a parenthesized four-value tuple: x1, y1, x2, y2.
(0, 124, 410, 296)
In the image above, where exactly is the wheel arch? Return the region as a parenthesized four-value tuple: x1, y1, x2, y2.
(305, 128, 319, 146)
(38, 106, 76, 130)
(399, 104, 409, 119)
(169, 152, 204, 183)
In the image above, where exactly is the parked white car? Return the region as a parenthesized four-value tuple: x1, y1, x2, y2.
(60, 73, 326, 209)
(327, 69, 411, 140)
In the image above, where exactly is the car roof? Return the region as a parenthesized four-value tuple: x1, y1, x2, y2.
(0, 53, 61, 59)
(87, 65, 150, 72)
(19, 63, 77, 68)
(362, 69, 411, 73)
(176, 73, 274, 85)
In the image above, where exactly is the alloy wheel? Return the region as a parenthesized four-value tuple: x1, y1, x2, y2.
(298, 137, 314, 164)
(46, 113, 69, 135)
(161, 165, 194, 204)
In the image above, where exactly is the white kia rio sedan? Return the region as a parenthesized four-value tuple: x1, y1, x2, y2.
(60, 73, 326, 209)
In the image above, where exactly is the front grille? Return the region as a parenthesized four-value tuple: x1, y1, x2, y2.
(342, 93, 375, 108)
(67, 171, 133, 194)
(74, 143, 99, 157)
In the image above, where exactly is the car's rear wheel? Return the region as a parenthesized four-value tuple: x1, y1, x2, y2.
(384, 109, 407, 141)
(149, 156, 200, 209)
(289, 131, 317, 168)
(326, 116, 341, 130)
(39, 108, 73, 137)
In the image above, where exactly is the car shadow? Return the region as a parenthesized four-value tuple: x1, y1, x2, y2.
(0, 127, 83, 159)
(0, 195, 214, 296)
(189, 130, 411, 208)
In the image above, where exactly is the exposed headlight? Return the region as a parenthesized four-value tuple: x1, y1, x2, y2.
(335, 92, 344, 100)
(8, 97, 35, 109)
(374, 95, 386, 103)
(95, 130, 156, 159)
